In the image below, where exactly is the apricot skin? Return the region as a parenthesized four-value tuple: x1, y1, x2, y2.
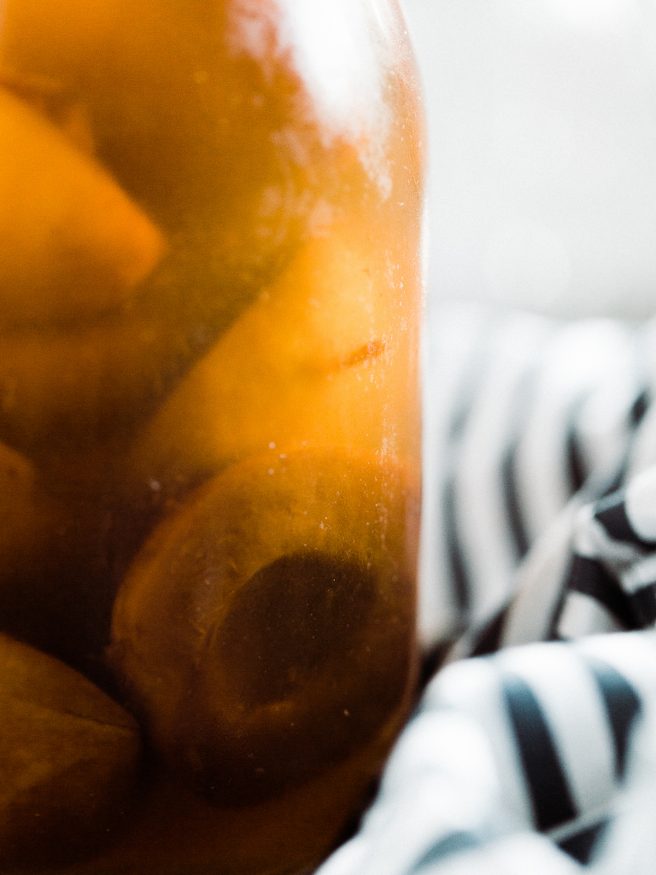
(111, 449, 418, 805)
(0, 634, 141, 870)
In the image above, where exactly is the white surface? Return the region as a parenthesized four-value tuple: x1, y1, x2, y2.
(404, 0, 656, 317)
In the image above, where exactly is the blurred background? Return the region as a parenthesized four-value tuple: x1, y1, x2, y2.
(403, 0, 656, 318)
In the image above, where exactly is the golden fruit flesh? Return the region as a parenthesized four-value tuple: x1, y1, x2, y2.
(0, 634, 141, 870)
(0, 87, 164, 324)
(111, 450, 417, 805)
(128, 217, 421, 501)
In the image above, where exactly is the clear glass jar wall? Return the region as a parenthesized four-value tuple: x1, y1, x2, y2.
(0, 1, 424, 872)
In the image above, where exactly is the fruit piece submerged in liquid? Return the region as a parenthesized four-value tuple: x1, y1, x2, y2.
(128, 216, 421, 502)
(0, 634, 141, 870)
(111, 450, 417, 805)
(0, 87, 164, 325)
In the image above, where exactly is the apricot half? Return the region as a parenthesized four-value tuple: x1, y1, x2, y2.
(111, 449, 418, 805)
(0, 87, 164, 325)
(0, 634, 141, 870)
(127, 220, 421, 504)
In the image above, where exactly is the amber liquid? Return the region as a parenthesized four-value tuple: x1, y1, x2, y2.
(0, 1, 423, 872)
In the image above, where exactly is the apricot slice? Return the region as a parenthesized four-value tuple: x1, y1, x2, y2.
(0, 87, 164, 324)
(127, 222, 421, 502)
(0, 633, 141, 870)
(0, 0, 323, 309)
(111, 449, 418, 805)
(0, 250, 263, 456)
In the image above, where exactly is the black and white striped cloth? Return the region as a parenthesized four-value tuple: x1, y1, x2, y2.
(419, 301, 655, 654)
(318, 302, 656, 874)
(319, 633, 656, 874)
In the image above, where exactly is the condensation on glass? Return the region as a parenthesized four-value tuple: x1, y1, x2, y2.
(0, 1, 424, 872)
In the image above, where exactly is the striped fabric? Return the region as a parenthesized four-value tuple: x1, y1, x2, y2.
(318, 303, 656, 874)
(319, 634, 656, 874)
(420, 302, 653, 654)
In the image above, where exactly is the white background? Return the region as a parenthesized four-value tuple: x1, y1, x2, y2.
(404, 0, 656, 318)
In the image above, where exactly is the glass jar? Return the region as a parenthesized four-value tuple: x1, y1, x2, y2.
(0, 0, 424, 872)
